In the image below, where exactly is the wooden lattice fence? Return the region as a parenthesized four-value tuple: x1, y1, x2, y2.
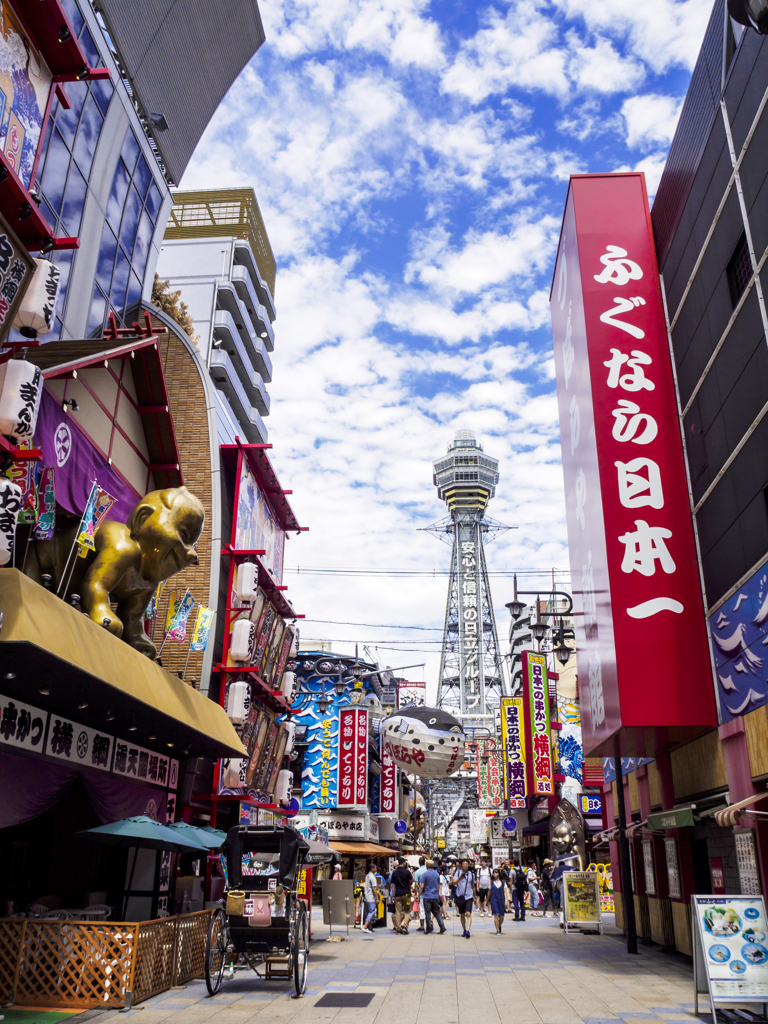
(0, 911, 209, 1009)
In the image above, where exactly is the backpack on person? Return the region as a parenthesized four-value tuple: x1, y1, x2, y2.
(514, 866, 527, 889)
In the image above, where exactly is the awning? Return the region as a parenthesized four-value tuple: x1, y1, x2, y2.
(626, 821, 646, 838)
(715, 792, 768, 827)
(646, 806, 695, 830)
(0, 570, 245, 759)
(330, 841, 397, 856)
(593, 828, 619, 843)
(522, 817, 551, 836)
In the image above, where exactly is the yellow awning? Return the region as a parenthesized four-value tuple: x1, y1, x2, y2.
(330, 841, 398, 856)
(0, 569, 245, 758)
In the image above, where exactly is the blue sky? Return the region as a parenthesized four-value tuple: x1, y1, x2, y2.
(183, 0, 713, 695)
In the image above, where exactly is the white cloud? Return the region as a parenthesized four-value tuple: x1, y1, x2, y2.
(621, 92, 683, 150)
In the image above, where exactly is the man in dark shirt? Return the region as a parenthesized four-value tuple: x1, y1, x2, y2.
(389, 857, 414, 934)
(419, 859, 446, 934)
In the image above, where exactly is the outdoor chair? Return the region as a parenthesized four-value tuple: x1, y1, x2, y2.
(82, 905, 111, 920)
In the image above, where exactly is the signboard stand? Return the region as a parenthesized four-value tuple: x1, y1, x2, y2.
(692, 895, 768, 1021)
(562, 871, 603, 935)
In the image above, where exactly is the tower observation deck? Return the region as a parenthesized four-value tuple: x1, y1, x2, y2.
(428, 429, 509, 729)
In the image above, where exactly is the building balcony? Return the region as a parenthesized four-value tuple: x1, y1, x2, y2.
(214, 294, 273, 383)
(210, 350, 268, 443)
(234, 239, 276, 322)
(232, 266, 275, 351)
(212, 310, 270, 414)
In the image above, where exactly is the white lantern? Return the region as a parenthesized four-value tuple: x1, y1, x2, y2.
(283, 719, 296, 755)
(230, 619, 255, 663)
(226, 680, 250, 724)
(280, 671, 297, 704)
(11, 258, 60, 338)
(290, 631, 299, 656)
(274, 769, 293, 804)
(0, 359, 43, 441)
(0, 477, 22, 565)
(221, 757, 247, 789)
(235, 562, 259, 602)
(381, 706, 466, 779)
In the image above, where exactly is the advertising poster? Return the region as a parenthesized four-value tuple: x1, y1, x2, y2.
(380, 736, 397, 815)
(522, 652, 553, 796)
(468, 807, 488, 844)
(500, 696, 527, 808)
(234, 460, 285, 584)
(297, 702, 339, 809)
(477, 736, 503, 808)
(338, 707, 367, 808)
(563, 871, 602, 929)
(398, 680, 426, 707)
(694, 896, 768, 1004)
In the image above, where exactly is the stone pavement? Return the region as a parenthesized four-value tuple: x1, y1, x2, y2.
(82, 909, 699, 1024)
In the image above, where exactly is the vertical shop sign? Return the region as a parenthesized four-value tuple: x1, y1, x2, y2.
(380, 736, 397, 815)
(665, 837, 681, 899)
(550, 173, 716, 756)
(642, 840, 656, 896)
(500, 696, 527, 808)
(338, 707, 367, 808)
(522, 651, 553, 796)
(735, 832, 762, 896)
(477, 737, 502, 808)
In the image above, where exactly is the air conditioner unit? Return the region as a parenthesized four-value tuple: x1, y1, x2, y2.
(231, 619, 256, 662)
(235, 562, 259, 602)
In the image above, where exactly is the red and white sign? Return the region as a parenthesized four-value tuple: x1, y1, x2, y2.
(550, 173, 717, 756)
(380, 737, 397, 815)
(338, 707, 368, 807)
(476, 737, 502, 808)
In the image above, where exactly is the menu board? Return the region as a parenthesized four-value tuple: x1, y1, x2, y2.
(563, 871, 602, 931)
(693, 896, 768, 1006)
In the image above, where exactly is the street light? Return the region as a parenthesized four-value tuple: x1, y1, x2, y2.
(505, 598, 526, 619)
(729, 0, 768, 32)
(555, 641, 571, 666)
(530, 620, 548, 642)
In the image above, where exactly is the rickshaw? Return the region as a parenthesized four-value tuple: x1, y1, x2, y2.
(205, 824, 313, 997)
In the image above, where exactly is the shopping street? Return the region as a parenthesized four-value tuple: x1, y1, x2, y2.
(60, 912, 701, 1024)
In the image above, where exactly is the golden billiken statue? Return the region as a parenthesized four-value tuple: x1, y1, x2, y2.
(25, 486, 205, 660)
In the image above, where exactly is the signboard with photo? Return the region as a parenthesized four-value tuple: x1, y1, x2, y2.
(693, 896, 768, 1013)
(563, 871, 602, 931)
(234, 460, 285, 584)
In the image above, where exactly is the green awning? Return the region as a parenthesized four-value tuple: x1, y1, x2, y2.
(646, 806, 695, 830)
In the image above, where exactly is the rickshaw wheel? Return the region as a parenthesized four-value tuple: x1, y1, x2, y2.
(205, 907, 228, 996)
(292, 901, 309, 996)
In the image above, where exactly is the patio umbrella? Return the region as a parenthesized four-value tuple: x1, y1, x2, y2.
(76, 815, 206, 919)
(167, 821, 226, 849)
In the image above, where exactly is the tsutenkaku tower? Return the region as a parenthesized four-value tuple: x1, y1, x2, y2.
(429, 428, 509, 729)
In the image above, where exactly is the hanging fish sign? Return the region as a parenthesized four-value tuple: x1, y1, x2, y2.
(381, 706, 465, 779)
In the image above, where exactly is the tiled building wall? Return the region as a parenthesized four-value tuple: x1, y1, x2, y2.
(672, 730, 728, 800)
(745, 706, 768, 779)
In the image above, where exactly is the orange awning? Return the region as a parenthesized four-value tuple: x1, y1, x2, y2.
(330, 841, 397, 856)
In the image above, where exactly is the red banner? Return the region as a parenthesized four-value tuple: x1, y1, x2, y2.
(338, 707, 368, 807)
(476, 737, 502, 807)
(550, 173, 717, 756)
(380, 736, 397, 814)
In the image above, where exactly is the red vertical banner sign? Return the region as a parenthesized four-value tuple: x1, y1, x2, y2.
(522, 651, 553, 796)
(355, 707, 368, 807)
(338, 707, 356, 806)
(550, 173, 717, 757)
(380, 735, 397, 815)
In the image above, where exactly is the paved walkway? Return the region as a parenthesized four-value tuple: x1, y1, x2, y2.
(82, 910, 698, 1024)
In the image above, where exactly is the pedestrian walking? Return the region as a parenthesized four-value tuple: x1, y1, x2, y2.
(332, 863, 343, 880)
(511, 860, 528, 921)
(453, 856, 476, 938)
(489, 868, 506, 934)
(389, 856, 415, 934)
(414, 856, 427, 931)
(420, 859, 447, 934)
(439, 866, 451, 920)
(362, 860, 379, 933)
(539, 859, 555, 917)
(477, 858, 492, 916)
(527, 861, 540, 913)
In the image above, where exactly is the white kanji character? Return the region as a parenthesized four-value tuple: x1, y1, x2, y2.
(588, 649, 605, 726)
(615, 458, 664, 509)
(569, 394, 580, 455)
(600, 296, 646, 339)
(562, 302, 574, 387)
(604, 348, 654, 392)
(611, 399, 658, 444)
(575, 468, 587, 529)
(593, 245, 644, 286)
(619, 519, 675, 576)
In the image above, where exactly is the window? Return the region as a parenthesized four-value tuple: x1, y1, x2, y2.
(87, 131, 165, 335)
(727, 232, 752, 308)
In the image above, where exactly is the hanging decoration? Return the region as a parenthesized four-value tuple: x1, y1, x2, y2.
(11, 258, 60, 338)
(0, 359, 43, 441)
(381, 705, 465, 779)
(0, 477, 22, 565)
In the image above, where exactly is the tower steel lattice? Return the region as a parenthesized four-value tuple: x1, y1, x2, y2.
(427, 428, 510, 731)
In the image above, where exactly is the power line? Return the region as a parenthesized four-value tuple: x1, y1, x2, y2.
(301, 618, 444, 631)
(285, 566, 571, 578)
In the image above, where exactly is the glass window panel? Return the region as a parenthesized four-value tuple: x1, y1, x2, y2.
(91, 78, 114, 116)
(60, 162, 87, 237)
(145, 181, 162, 223)
(52, 251, 74, 312)
(72, 94, 103, 177)
(78, 27, 101, 70)
(106, 159, 130, 233)
(132, 208, 152, 281)
(54, 82, 88, 148)
(87, 283, 107, 336)
(95, 222, 117, 293)
(61, 0, 84, 38)
(124, 273, 142, 319)
(111, 246, 130, 312)
(134, 154, 151, 198)
(39, 130, 70, 216)
(40, 197, 57, 234)
(46, 318, 63, 342)
(120, 131, 140, 175)
(118, 184, 141, 256)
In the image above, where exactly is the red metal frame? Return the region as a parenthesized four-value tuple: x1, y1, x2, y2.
(220, 438, 306, 534)
(10, 0, 98, 77)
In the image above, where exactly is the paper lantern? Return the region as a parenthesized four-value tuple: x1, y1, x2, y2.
(221, 757, 247, 789)
(283, 719, 296, 755)
(0, 359, 43, 441)
(381, 706, 465, 779)
(11, 258, 60, 338)
(274, 769, 293, 804)
(0, 478, 22, 566)
(280, 670, 297, 704)
(231, 619, 255, 662)
(235, 562, 259, 602)
(290, 632, 299, 656)
(226, 680, 250, 724)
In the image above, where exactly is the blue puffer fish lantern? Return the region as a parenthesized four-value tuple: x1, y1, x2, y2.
(381, 706, 465, 779)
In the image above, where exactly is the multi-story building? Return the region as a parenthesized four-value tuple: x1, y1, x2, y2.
(156, 189, 277, 443)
